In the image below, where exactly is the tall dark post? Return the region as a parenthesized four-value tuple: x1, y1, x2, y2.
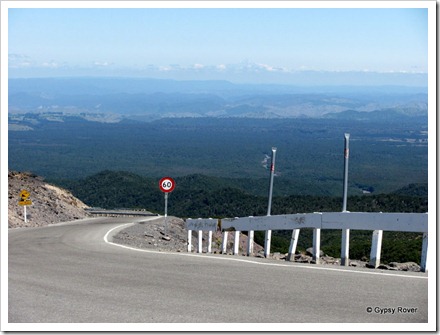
(342, 133, 350, 212)
(264, 147, 277, 258)
(267, 147, 277, 216)
(341, 133, 350, 266)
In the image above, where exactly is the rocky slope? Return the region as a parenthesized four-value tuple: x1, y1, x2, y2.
(8, 171, 90, 228)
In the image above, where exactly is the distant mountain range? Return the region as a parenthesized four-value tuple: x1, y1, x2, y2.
(323, 107, 427, 121)
(8, 77, 428, 122)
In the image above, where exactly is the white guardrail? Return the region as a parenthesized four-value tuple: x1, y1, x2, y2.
(185, 212, 428, 272)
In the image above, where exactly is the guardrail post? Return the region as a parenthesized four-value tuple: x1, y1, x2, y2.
(420, 232, 428, 272)
(221, 231, 228, 254)
(198, 230, 203, 253)
(187, 230, 192, 252)
(187, 212, 427, 269)
(247, 230, 254, 256)
(341, 229, 350, 266)
(234, 231, 240, 255)
(264, 230, 272, 258)
(313, 228, 321, 264)
(287, 229, 300, 261)
(207, 231, 212, 253)
(369, 230, 383, 268)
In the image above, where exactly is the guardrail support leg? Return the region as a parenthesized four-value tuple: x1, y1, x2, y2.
(187, 230, 192, 252)
(341, 229, 350, 266)
(221, 231, 228, 254)
(287, 229, 300, 261)
(313, 228, 321, 264)
(369, 230, 383, 268)
(264, 230, 272, 258)
(207, 231, 212, 254)
(247, 230, 254, 256)
(198, 230, 203, 253)
(234, 231, 240, 255)
(420, 232, 428, 272)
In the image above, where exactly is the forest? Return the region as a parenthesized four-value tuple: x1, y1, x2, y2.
(9, 116, 428, 196)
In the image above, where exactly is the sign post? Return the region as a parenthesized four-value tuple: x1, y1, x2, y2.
(341, 133, 350, 266)
(18, 190, 32, 223)
(264, 147, 277, 258)
(159, 177, 176, 236)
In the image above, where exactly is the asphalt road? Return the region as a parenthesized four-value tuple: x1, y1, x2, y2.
(8, 217, 428, 326)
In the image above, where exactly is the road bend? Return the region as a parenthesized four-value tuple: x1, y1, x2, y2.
(8, 217, 428, 324)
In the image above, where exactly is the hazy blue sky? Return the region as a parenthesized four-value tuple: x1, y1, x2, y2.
(6, 4, 430, 85)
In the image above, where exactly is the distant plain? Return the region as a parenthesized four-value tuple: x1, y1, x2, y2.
(8, 78, 428, 197)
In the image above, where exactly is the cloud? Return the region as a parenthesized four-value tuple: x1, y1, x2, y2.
(158, 65, 172, 72)
(94, 61, 113, 67)
(255, 63, 289, 73)
(8, 58, 428, 87)
(257, 63, 275, 72)
(105, 61, 294, 76)
(41, 61, 59, 68)
(193, 63, 204, 69)
(230, 61, 291, 74)
(9, 53, 32, 68)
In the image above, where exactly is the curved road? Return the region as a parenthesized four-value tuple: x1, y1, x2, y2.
(8, 217, 428, 324)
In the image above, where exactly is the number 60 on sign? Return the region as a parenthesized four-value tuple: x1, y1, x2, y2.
(159, 177, 175, 193)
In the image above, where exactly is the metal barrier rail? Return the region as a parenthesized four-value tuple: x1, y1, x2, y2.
(185, 212, 428, 272)
(86, 208, 158, 217)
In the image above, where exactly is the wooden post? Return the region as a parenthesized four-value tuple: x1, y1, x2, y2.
(221, 231, 228, 254)
(420, 232, 428, 272)
(313, 228, 321, 264)
(341, 229, 350, 266)
(198, 230, 203, 253)
(234, 231, 240, 255)
(187, 230, 192, 252)
(247, 230, 254, 256)
(207, 231, 212, 254)
(369, 230, 383, 268)
(264, 230, 272, 258)
(287, 229, 300, 261)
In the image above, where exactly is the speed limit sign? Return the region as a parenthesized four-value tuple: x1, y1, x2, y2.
(159, 177, 175, 193)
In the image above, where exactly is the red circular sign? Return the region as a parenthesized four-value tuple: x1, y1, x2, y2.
(159, 177, 175, 193)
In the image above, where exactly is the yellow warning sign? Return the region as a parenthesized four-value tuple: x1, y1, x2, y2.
(18, 199, 32, 206)
(19, 189, 30, 200)
(19, 190, 31, 205)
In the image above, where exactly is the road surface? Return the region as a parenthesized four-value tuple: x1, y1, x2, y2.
(8, 217, 428, 326)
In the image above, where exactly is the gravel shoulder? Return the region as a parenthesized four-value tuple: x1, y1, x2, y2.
(112, 216, 263, 254)
(111, 216, 422, 272)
